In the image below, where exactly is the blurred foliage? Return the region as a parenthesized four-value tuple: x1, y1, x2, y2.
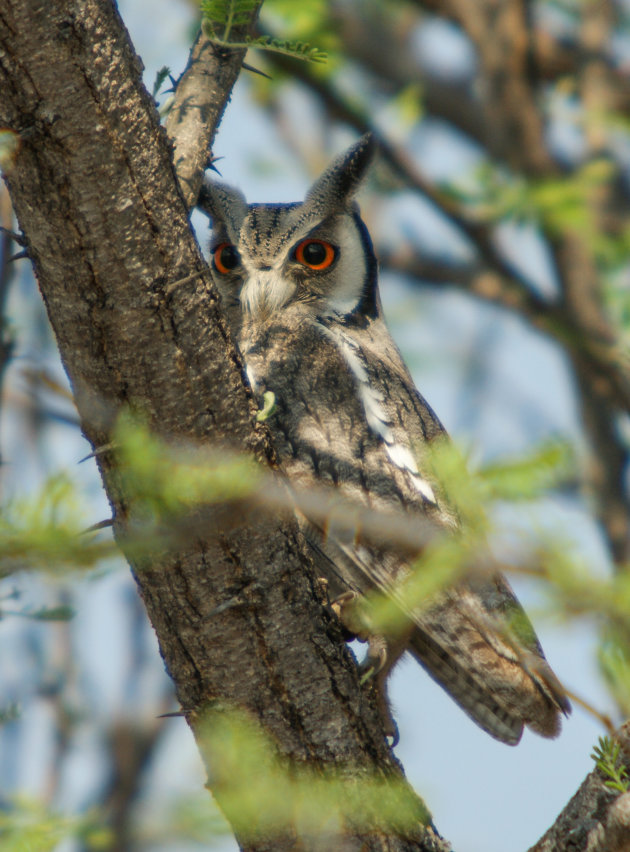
(0, 798, 112, 852)
(442, 159, 630, 269)
(114, 412, 263, 519)
(0, 702, 19, 725)
(259, 0, 340, 66)
(392, 83, 425, 130)
(0, 413, 265, 578)
(356, 439, 576, 636)
(599, 629, 630, 719)
(261, 0, 329, 37)
(197, 707, 431, 840)
(140, 791, 233, 847)
(0, 474, 115, 578)
(0, 602, 75, 622)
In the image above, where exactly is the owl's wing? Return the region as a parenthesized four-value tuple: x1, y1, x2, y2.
(407, 578, 570, 744)
(295, 317, 569, 745)
(302, 516, 570, 745)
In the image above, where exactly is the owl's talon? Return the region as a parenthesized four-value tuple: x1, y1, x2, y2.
(329, 590, 367, 641)
(359, 666, 375, 685)
(362, 634, 388, 675)
(386, 721, 400, 748)
(330, 589, 358, 617)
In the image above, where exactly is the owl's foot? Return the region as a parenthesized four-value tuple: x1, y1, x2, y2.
(329, 590, 401, 746)
(330, 590, 370, 640)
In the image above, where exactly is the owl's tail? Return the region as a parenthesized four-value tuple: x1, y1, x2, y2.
(407, 590, 571, 745)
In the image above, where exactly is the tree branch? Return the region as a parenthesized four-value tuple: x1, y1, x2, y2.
(165, 4, 264, 208)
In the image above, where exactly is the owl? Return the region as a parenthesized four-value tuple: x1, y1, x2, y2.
(202, 134, 571, 745)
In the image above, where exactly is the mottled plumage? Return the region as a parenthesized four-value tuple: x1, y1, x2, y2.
(204, 135, 571, 745)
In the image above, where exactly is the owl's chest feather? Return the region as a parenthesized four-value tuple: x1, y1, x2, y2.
(240, 313, 445, 517)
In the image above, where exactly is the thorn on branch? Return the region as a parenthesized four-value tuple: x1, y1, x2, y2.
(0, 226, 26, 246)
(79, 441, 118, 463)
(208, 155, 224, 176)
(242, 61, 272, 80)
(82, 518, 114, 535)
(9, 250, 28, 262)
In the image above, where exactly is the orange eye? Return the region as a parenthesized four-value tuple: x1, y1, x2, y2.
(213, 242, 240, 274)
(294, 239, 337, 270)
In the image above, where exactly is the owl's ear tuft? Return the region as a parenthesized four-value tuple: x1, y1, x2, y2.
(304, 133, 376, 216)
(199, 180, 248, 244)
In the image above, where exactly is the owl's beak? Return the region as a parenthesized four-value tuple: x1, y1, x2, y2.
(241, 269, 294, 319)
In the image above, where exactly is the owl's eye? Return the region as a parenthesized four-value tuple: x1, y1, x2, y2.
(294, 239, 337, 270)
(213, 242, 241, 274)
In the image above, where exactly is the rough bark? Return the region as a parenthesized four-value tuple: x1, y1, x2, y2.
(0, 1, 446, 850)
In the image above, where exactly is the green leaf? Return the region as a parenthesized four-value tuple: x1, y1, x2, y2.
(591, 736, 630, 793)
(200, 0, 261, 41)
(200, 0, 328, 63)
(244, 35, 328, 63)
(152, 65, 171, 98)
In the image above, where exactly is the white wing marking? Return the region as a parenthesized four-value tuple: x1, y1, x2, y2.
(245, 363, 259, 393)
(317, 320, 437, 505)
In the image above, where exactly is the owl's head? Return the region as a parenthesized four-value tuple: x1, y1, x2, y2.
(203, 134, 379, 331)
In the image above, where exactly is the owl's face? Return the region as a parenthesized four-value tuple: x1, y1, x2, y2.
(205, 135, 379, 335)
